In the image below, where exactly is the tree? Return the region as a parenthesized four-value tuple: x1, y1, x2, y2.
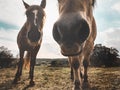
(0, 46, 14, 68)
(90, 44, 120, 67)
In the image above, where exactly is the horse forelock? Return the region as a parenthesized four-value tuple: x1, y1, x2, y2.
(58, 0, 96, 16)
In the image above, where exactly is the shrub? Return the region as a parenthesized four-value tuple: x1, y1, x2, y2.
(0, 46, 15, 68)
(90, 44, 120, 67)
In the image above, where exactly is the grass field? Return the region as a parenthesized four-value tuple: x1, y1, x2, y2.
(0, 65, 120, 90)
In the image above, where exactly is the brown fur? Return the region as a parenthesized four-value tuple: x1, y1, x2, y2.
(13, 0, 46, 86)
(53, 0, 97, 89)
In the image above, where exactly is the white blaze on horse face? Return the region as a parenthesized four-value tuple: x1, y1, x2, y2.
(32, 10, 38, 26)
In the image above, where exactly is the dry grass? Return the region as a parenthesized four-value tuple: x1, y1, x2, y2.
(0, 65, 120, 90)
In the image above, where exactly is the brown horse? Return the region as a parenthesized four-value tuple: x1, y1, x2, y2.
(13, 0, 46, 85)
(53, 0, 97, 89)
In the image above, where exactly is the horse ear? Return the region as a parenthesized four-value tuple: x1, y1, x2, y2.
(22, 0, 30, 9)
(40, 0, 46, 9)
(58, 0, 60, 3)
(58, 0, 62, 3)
(92, 0, 96, 7)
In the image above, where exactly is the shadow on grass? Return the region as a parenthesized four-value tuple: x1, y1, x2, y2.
(0, 79, 14, 90)
(0, 78, 35, 90)
(22, 84, 35, 90)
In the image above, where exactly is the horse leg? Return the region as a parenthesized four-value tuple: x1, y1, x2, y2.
(68, 57, 83, 81)
(82, 57, 91, 89)
(29, 46, 40, 86)
(29, 56, 36, 86)
(68, 57, 74, 81)
(82, 46, 93, 88)
(83, 58, 89, 82)
(70, 56, 82, 90)
(79, 55, 84, 79)
(13, 50, 24, 84)
(71, 67, 74, 81)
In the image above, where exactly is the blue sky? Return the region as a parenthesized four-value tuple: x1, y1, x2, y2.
(0, 0, 120, 58)
(94, 0, 120, 31)
(0, 21, 18, 30)
(94, 0, 120, 53)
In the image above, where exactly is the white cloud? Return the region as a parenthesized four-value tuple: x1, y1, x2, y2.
(1, 0, 120, 58)
(0, 29, 18, 41)
(0, 0, 58, 26)
(95, 28, 120, 53)
(0, 0, 25, 26)
(0, 0, 64, 58)
(111, 2, 120, 13)
(38, 42, 65, 58)
(0, 28, 65, 58)
(0, 29, 18, 56)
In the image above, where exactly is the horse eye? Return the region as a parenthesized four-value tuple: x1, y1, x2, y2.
(30, 12, 34, 16)
(26, 11, 34, 17)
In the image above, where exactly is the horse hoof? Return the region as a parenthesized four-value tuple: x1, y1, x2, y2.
(29, 81, 35, 86)
(12, 81, 17, 84)
(12, 77, 21, 84)
(82, 81, 90, 89)
(12, 79, 18, 84)
(74, 86, 82, 90)
(74, 80, 82, 90)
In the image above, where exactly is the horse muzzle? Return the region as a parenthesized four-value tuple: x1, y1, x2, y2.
(27, 29, 41, 42)
(60, 43, 83, 56)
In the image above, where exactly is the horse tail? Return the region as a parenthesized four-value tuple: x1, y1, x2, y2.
(24, 52, 31, 69)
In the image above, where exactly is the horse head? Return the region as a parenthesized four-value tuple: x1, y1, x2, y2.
(22, 0, 46, 46)
(53, 0, 96, 56)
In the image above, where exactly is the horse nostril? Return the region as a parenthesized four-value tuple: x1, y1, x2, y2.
(53, 24, 62, 44)
(28, 30, 41, 42)
(77, 19, 90, 43)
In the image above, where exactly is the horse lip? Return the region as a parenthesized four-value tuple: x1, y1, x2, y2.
(61, 49, 82, 56)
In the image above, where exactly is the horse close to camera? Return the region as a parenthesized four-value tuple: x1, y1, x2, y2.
(53, 0, 97, 89)
(13, 0, 46, 85)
